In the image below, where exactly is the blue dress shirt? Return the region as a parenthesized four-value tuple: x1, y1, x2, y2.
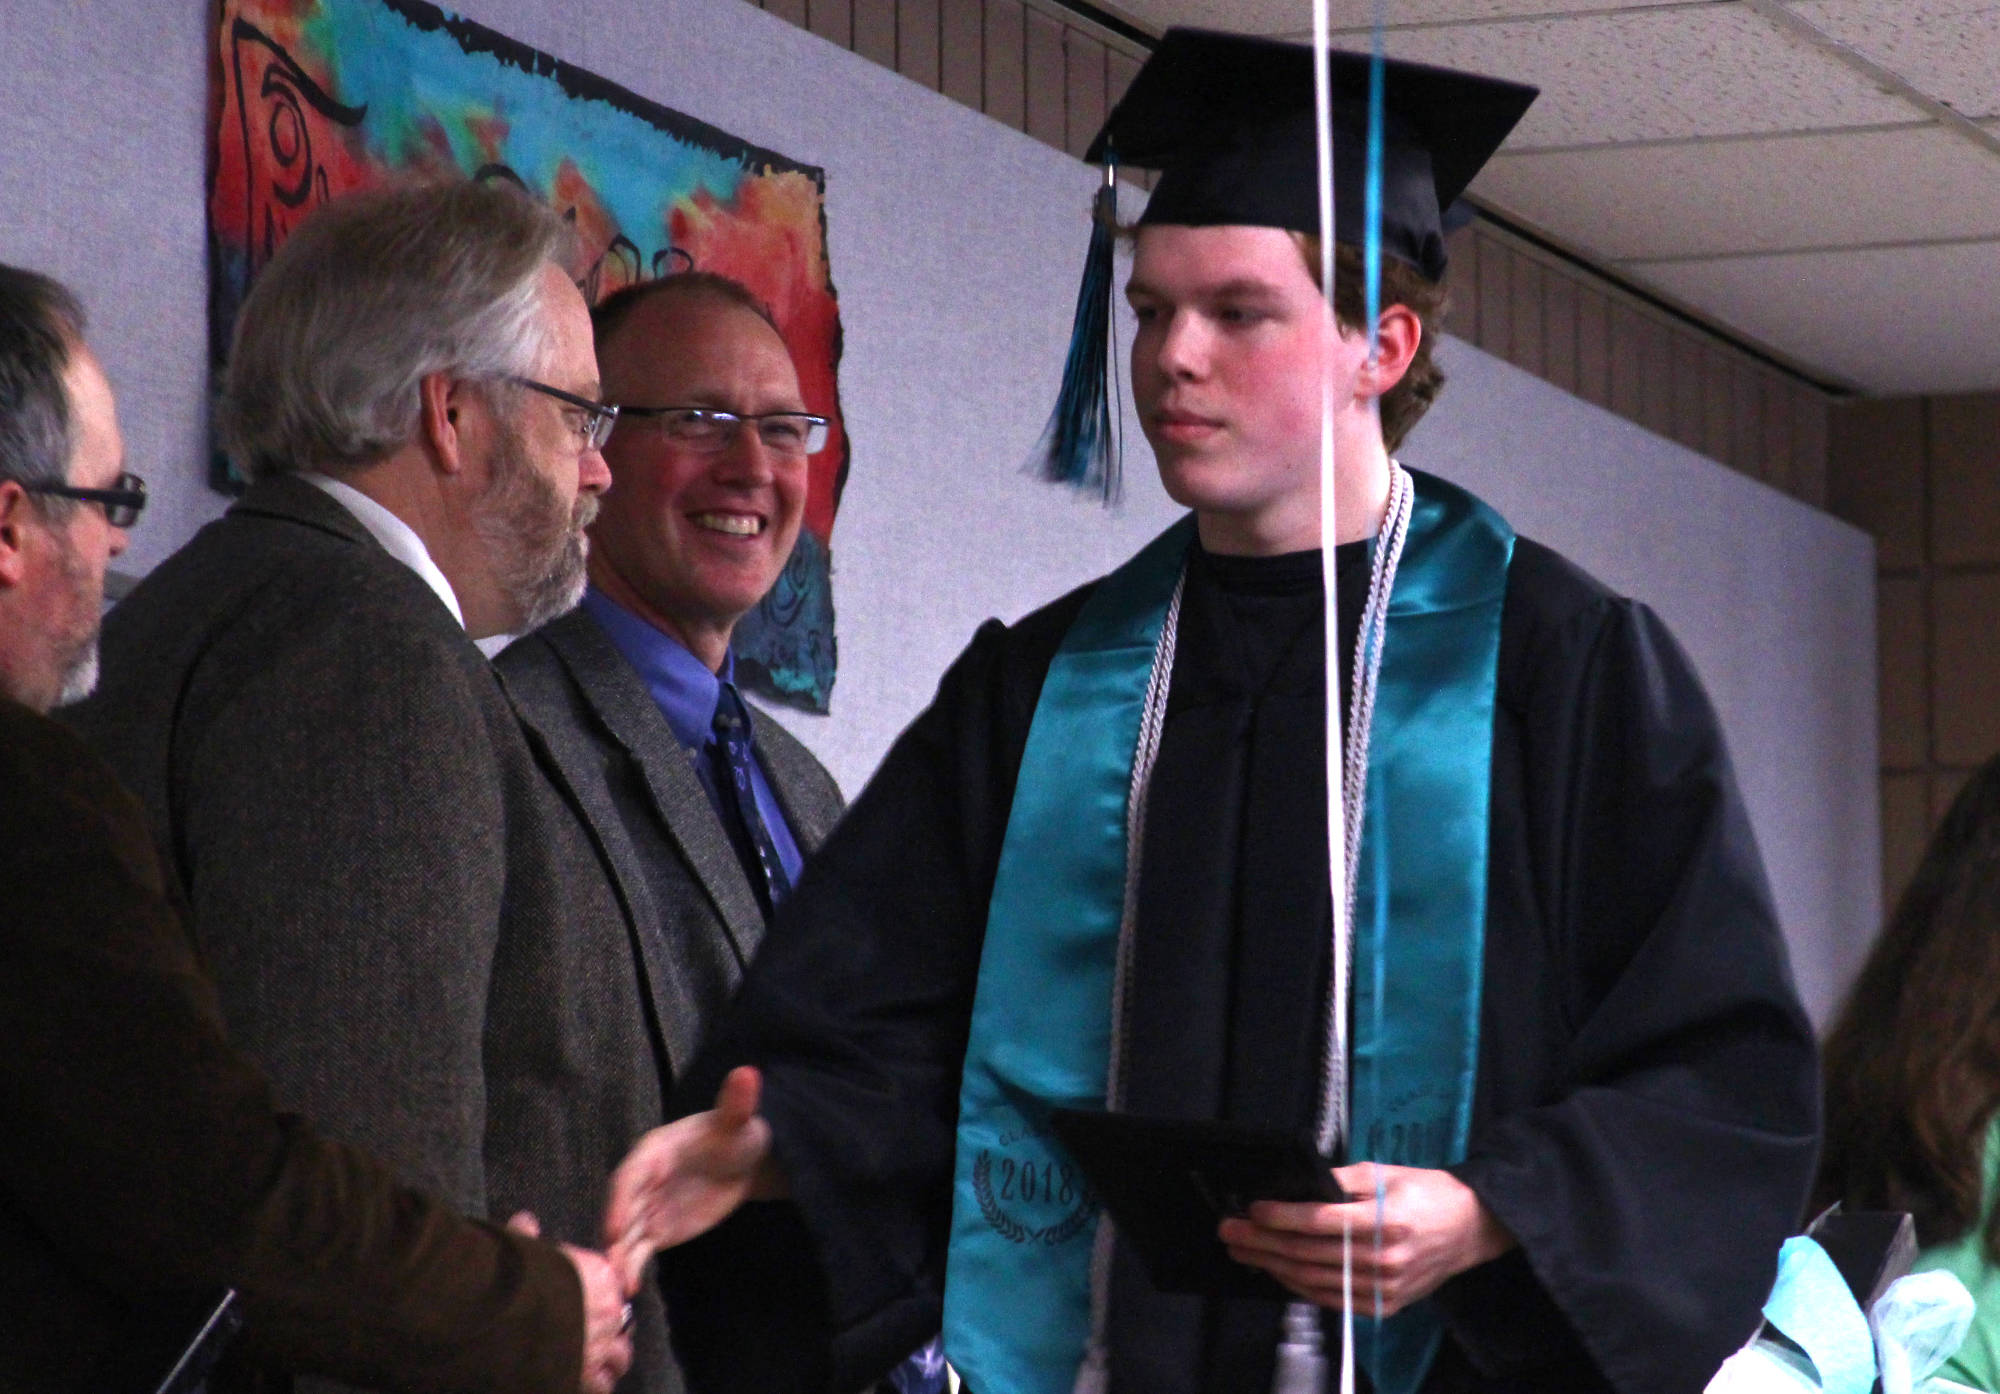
(579, 588, 805, 889)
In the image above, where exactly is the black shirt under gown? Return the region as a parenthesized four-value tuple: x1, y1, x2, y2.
(669, 523, 1821, 1394)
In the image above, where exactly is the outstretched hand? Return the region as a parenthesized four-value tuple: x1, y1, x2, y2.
(506, 1211, 633, 1394)
(1217, 1162, 1514, 1316)
(602, 1066, 786, 1292)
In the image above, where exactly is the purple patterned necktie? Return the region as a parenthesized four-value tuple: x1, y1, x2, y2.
(705, 682, 793, 916)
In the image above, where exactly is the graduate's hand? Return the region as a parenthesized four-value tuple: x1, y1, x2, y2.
(601, 1067, 789, 1291)
(1217, 1162, 1514, 1316)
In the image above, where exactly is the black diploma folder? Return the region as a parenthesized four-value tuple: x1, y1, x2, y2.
(1049, 1110, 1348, 1300)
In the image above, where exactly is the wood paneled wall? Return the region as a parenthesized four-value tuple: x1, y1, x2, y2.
(1830, 394, 2000, 907)
(1443, 220, 1832, 508)
(746, 0, 1838, 512)
(765, 0, 1146, 161)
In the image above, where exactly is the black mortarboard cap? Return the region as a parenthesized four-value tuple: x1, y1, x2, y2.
(1088, 29, 1537, 282)
(1033, 29, 1535, 502)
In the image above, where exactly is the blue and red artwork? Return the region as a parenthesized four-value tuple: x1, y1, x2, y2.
(209, 0, 846, 710)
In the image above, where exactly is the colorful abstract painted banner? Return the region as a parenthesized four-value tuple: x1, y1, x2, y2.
(208, 0, 847, 710)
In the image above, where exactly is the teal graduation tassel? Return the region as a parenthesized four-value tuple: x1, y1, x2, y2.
(1033, 153, 1121, 503)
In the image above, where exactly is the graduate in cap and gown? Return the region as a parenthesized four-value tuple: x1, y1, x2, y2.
(605, 29, 1820, 1394)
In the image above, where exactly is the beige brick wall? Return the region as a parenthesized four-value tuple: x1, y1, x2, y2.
(1831, 394, 2000, 906)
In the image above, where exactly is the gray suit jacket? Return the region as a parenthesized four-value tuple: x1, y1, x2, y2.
(497, 609, 849, 1393)
(68, 477, 676, 1391)
(495, 606, 844, 1092)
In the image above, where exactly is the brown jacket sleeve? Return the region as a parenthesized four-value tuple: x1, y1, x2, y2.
(1, 699, 581, 1394)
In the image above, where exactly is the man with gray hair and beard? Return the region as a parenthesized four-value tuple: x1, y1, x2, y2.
(72, 181, 685, 1390)
(0, 259, 634, 1394)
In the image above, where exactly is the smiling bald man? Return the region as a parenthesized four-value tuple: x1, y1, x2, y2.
(496, 275, 940, 1394)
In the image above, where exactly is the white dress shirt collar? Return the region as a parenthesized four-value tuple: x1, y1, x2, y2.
(301, 471, 465, 630)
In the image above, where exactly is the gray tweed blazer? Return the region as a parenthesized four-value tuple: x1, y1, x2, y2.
(495, 607, 845, 1089)
(67, 477, 678, 1392)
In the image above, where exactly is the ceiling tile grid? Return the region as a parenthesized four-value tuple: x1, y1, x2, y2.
(1787, 0, 2000, 121)
(1638, 239, 2000, 395)
(1476, 124, 2000, 261)
(1105, 0, 1705, 42)
(1329, 0, 1706, 30)
(1366, 7, 1914, 147)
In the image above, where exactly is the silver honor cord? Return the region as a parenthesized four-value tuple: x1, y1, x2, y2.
(1082, 6, 1397, 1387)
(1277, 0, 1405, 1383)
(1071, 472, 1409, 1394)
(1275, 465, 1412, 1394)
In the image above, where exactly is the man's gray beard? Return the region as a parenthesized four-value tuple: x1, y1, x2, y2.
(48, 521, 103, 708)
(52, 642, 99, 707)
(473, 421, 595, 634)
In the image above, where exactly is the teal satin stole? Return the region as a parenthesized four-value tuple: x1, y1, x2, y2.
(944, 472, 1513, 1394)
(1349, 471, 1514, 1394)
(943, 517, 1195, 1394)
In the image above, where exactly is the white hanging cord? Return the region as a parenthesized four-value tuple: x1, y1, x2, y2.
(1311, 0, 1344, 1174)
(1286, 0, 1354, 1389)
(1317, 470, 1413, 1160)
(1276, 465, 1411, 1394)
(1313, 0, 1353, 1387)
(1076, 462, 1405, 1394)
(1280, 0, 1403, 1383)
(1357, 5, 1395, 1342)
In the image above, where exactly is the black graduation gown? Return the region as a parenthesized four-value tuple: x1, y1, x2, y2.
(675, 525, 1820, 1394)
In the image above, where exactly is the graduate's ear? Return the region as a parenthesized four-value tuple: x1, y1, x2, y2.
(1358, 304, 1423, 400)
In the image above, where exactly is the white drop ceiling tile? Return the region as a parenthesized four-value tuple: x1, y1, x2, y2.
(1366, 7, 1912, 147)
(1633, 241, 2000, 395)
(1106, 0, 1692, 40)
(1788, 1, 2000, 119)
(1473, 125, 2000, 261)
(1321, 0, 1698, 31)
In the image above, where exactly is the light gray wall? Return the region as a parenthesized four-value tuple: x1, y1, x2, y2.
(0, 0, 1876, 1022)
(0, 1, 222, 574)
(1413, 343, 1880, 1027)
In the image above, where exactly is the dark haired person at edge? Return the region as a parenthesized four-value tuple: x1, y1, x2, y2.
(602, 31, 1819, 1394)
(0, 263, 633, 1393)
(1819, 754, 2000, 1392)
